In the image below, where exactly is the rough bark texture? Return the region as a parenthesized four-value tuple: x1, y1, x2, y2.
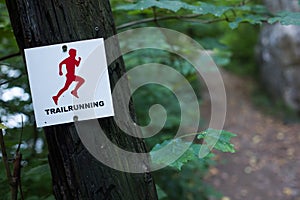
(5, 0, 158, 199)
(257, 0, 300, 110)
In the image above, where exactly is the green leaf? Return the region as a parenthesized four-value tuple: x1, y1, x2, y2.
(150, 138, 195, 170)
(150, 129, 236, 170)
(116, 0, 192, 12)
(191, 2, 232, 17)
(200, 37, 228, 50)
(116, 0, 232, 17)
(156, 184, 168, 199)
(198, 129, 236, 153)
(238, 5, 269, 14)
(25, 164, 50, 176)
(41, 195, 55, 200)
(268, 11, 300, 26)
(169, 147, 195, 170)
(229, 15, 266, 29)
(212, 49, 232, 66)
(0, 123, 7, 129)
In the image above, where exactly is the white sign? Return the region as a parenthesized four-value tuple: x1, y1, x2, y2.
(24, 38, 114, 127)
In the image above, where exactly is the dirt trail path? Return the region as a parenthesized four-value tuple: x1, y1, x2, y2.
(201, 70, 300, 200)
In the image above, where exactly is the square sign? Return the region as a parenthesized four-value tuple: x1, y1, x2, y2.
(24, 38, 114, 127)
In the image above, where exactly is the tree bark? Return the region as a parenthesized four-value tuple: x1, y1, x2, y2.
(257, 0, 300, 111)
(5, 0, 158, 199)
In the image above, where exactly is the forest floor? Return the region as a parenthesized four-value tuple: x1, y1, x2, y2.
(201, 69, 300, 200)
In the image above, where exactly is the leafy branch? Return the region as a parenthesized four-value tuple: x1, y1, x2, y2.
(117, 14, 200, 30)
(116, 12, 238, 30)
(150, 129, 236, 170)
(116, 0, 300, 30)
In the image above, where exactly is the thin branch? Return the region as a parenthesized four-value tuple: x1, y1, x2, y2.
(242, 0, 253, 6)
(12, 116, 24, 200)
(0, 126, 14, 198)
(18, 116, 24, 200)
(19, 179, 24, 200)
(0, 52, 21, 62)
(152, 7, 160, 27)
(116, 14, 233, 30)
(16, 115, 23, 153)
(0, 127, 12, 179)
(179, 17, 229, 24)
(116, 14, 201, 30)
(12, 151, 21, 200)
(0, 74, 23, 86)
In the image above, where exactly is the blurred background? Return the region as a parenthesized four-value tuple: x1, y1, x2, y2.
(1, 0, 300, 199)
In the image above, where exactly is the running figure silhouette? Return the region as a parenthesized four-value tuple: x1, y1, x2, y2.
(52, 48, 85, 105)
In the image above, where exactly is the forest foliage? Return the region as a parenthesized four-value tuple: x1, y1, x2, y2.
(1, 0, 300, 199)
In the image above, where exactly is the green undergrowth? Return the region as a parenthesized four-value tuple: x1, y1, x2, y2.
(252, 86, 300, 124)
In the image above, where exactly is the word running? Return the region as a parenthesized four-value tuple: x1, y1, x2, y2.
(45, 101, 104, 115)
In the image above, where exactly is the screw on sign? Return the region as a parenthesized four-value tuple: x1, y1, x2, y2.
(52, 48, 85, 105)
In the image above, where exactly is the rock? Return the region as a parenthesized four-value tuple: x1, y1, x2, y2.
(257, 0, 300, 110)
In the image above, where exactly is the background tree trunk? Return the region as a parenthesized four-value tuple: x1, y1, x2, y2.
(257, 0, 300, 111)
(5, 0, 158, 199)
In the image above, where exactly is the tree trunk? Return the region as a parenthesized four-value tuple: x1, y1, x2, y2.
(257, 0, 300, 111)
(5, 0, 158, 199)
